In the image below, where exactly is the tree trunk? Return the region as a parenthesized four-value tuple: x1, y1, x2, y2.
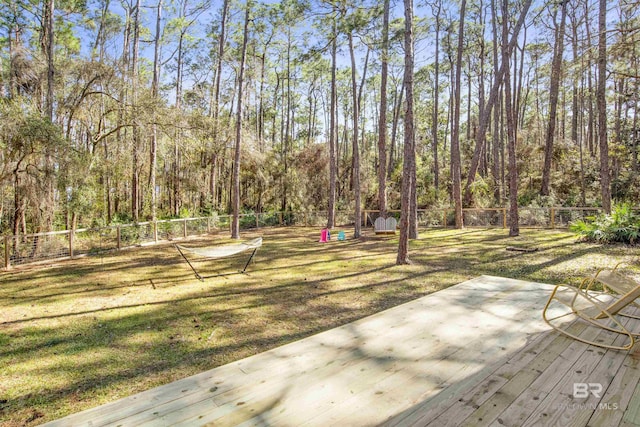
(502, 0, 518, 236)
(597, 0, 611, 213)
(515, 28, 526, 134)
(13, 169, 23, 242)
(462, 0, 533, 207)
(172, 0, 189, 217)
(397, 0, 415, 265)
(327, 18, 338, 229)
(490, 0, 501, 204)
(583, 0, 595, 157)
(8, 10, 20, 98)
(541, 0, 567, 197)
(349, 33, 363, 238)
(466, 65, 472, 143)
(633, 78, 639, 176)
(430, 0, 441, 202)
(148, 0, 162, 221)
(43, 0, 54, 121)
(43, 0, 55, 231)
(258, 28, 274, 150)
(307, 80, 314, 147)
(570, 9, 586, 206)
(92, 0, 111, 224)
(388, 78, 405, 180)
(211, 0, 229, 210)
(451, 0, 466, 229)
(377, 0, 389, 217)
(130, 0, 141, 221)
(231, 1, 250, 239)
(117, 6, 130, 220)
(477, 0, 486, 178)
(409, 156, 418, 239)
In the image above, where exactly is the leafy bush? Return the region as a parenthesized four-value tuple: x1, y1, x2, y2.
(570, 203, 640, 244)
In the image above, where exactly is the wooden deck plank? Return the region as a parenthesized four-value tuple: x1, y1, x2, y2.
(98, 335, 376, 426)
(146, 277, 542, 426)
(404, 323, 587, 427)
(42, 296, 454, 426)
(42, 276, 540, 426)
(381, 286, 573, 427)
(305, 286, 554, 427)
(453, 332, 581, 427)
(600, 315, 640, 427)
(41, 275, 640, 427)
(493, 311, 638, 427)
(273, 279, 555, 426)
(48, 292, 458, 426)
(458, 320, 612, 427)
(530, 312, 640, 427)
(587, 337, 640, 426)
(519, 321, 632, 426)
(297, 331, 526, 426)
(623, 382, 640, 425)
(40, 336, 349, 426)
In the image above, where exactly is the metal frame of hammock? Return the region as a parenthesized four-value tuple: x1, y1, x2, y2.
(175, 237, 262, 281)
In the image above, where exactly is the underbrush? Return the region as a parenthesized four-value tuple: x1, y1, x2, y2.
(570, 203, 640, 245)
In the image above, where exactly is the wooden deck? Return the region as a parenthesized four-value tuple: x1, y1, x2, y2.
(42, 276, 640, 427)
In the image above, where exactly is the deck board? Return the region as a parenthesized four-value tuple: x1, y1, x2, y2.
(459, 323, 613, 427)
(624, 382, 640, 425)
(42, 275, 640, 427)
(401, 324, 583, 427)
(519, 320, 631, 426)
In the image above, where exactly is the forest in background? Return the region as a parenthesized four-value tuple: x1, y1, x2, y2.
(0, 0, 638, 238)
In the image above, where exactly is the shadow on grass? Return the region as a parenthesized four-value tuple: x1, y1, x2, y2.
(1, 261, 401, 327)
(1, 262, 423, 424)
(1, 238, 398, 305)
(0, 227, 636, 425)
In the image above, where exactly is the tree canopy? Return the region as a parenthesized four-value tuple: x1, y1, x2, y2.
(0, 0, 637, 237)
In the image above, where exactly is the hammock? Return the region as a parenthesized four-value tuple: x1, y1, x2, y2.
(175, 237, 262, 280)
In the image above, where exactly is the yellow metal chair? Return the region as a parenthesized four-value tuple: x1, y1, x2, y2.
(542, 264, 640, 351)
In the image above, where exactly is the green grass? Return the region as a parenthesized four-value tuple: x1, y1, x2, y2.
(0, 227, 638, 426)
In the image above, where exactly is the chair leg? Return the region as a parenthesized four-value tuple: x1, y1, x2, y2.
(542, 285, 635, 351)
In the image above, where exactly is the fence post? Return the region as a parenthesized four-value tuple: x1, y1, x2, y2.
(443, 209, 447, 228)
(304, 212, 308, 227)
(207, 217, 211, 233)
(4, 235, 9, 269)
(502, 208, 507, 229)
(69, 229, 75, 259)
(550, 208, 555, 229)
(256, 213, 260, 229)
(117, 226, 121, 250)
(279, 212, 283, 226)
(154, 221, 158, 243)
(183, 219, 188, 238)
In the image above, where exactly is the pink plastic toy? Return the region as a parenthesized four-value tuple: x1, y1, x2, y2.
(319, 228, 330, 242)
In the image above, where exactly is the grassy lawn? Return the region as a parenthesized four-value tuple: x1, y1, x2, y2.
(0, 226, 638, 426)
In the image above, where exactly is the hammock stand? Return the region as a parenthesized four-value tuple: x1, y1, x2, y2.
(175, 237, 262, 281)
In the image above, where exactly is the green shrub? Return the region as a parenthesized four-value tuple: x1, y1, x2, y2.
(570, 203, 640, 244)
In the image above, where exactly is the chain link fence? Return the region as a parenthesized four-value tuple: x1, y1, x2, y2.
(2, 207, 606, 269)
